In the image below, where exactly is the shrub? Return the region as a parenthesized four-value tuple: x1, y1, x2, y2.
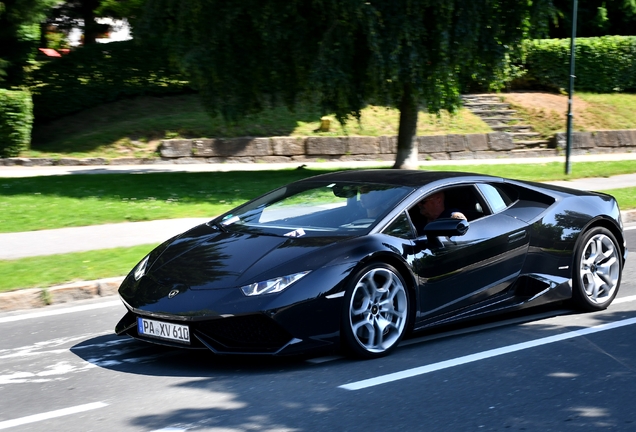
(0, 89, 33, 157)
(516, 36, 636, 92)
(28, 40, 193, 123)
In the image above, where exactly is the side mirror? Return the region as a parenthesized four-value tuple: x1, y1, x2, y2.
(422, 218, 469, 237)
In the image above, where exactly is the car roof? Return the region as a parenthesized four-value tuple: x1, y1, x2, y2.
(298, 169, 502, 188)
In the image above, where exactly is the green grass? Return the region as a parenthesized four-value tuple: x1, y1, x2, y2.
(27, 94, 491, 159)
(0, 169, 320, 232)
(2, 161, 635, 233)
(577, 93, 636, 131)
(502, 92, 636, 139)
(0, 245, 156, 293)
(603, 187, 636, 210)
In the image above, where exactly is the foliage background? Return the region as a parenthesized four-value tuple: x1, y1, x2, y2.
(0, 88, 33, 157)
(28, 39, 192, 122)
(516, 36, 636, 92)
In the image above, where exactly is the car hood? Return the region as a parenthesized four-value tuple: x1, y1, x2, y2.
(143, 222, 348, 290)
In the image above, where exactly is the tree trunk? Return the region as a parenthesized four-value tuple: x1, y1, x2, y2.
(81, 0, 100, 45)
(393, 84, 419, 170)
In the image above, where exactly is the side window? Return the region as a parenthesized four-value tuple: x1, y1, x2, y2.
(382, 212, 416, 239)
(477, 184, 512, 213)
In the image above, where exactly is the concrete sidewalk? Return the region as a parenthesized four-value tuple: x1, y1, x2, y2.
(1, 151, 636, 177)
(0, 218, 210, 260)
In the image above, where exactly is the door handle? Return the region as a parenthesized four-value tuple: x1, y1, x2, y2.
(508, 230, 527, 243)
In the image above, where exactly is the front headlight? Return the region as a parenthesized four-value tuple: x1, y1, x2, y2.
(241, 271, 310, 296)
(133, 255, 150, 281)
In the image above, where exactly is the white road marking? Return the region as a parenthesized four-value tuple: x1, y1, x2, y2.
(624, 225, 636, 231)
(614, 294, 636, 304)
(0, 360, 97, 385)
(0, 300, 121, 324)
(0, 332, 112, 359)
(0, 402, 108, 430)
(340, 316, 636, 391)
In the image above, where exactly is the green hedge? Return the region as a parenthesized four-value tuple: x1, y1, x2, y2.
(518, 36, 636, 92)
(28, 40, 193, 123)
(0, 89, 33, 158)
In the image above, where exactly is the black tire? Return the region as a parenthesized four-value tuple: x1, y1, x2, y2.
(571, 227, 622, 311)
(341, 263, 410, 359)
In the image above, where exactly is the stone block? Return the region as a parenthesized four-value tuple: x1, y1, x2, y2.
(465, 134, 489, 151)
(160, 139, 193, 157)
(79, 158, 108, 165)
(226, 138, 271, 157)
(109, 158, 140, 165)
(258, 156, 294, 163)
(446, 134, 468, 152)
(594, 130, 619, 147)
(616, 130, 636, 147)
(306, 137, 346, 155)
(426, 152, 451, 160)
(378, 136, 397, 154)
(97, 277, 124, 296)
(193, 138, 272, 157)
(7, 158, 33, 166)
(174, 157, 203, 164)
(554, 132, 594, 149)
(488, 133, 515, 151)
(221, 156, 255, 163)
(271, 137, 305, 155)
(573, 132, 594, 149)
(449, 151, 476, 160)
(347, 136, 379, 155)
(0, 288, 45, 311)
(50, 282, 100, 304)
(58, 158, 81, 166)
(419, 135, 445, 153)
(191, 139, 217, 156)
(30, 158, 56, 166)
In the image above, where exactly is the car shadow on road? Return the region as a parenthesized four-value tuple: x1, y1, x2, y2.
(69, 305, 636, 432)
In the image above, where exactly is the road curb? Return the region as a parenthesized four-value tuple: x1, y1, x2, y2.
(0, 277, 124, 313)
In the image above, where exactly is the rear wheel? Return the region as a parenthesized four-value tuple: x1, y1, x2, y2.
(572, 227, 622, 311)
(341, 263, 410, 359)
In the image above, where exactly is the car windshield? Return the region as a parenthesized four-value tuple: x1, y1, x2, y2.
(217, 181, 413, 237)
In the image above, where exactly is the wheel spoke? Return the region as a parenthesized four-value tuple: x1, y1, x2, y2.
(578, 232, 621, 306)
(348, 266, 409, 355)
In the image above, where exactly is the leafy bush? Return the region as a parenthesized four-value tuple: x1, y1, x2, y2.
(0, 89, 33, 157)
(517, 36, 636, 92)
(28, 40, 193, 123)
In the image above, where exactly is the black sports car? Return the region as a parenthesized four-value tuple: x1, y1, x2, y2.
(115, 170, 627, 359)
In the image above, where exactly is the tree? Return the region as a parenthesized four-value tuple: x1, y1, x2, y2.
(45, 0, 145, 46)
(549, 0, 636, 38)
(0, 0, 58, 87)
(140, 0, 551, 168)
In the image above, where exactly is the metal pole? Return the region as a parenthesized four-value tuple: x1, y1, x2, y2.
(565, 0, 578, 175)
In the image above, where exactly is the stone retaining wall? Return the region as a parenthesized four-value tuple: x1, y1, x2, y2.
(1, 130, 635, 166)
(156, 130, 636, 163)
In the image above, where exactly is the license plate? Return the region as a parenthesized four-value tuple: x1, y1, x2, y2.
(137, 317, 190, 345)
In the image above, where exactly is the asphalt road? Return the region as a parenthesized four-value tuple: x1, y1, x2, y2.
(0, 225, 634, 432)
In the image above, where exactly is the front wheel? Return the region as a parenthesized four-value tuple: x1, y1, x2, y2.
(341, 263, 410, 359)
(572, 227, 622, 311)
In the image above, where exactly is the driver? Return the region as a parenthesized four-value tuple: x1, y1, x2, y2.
(415, 191, 466, 234)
